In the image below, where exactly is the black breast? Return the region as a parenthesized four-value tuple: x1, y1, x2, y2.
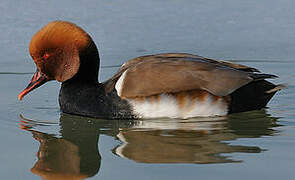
(59, 81, 135, 119)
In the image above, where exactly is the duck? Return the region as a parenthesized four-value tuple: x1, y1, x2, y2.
(18, 21, 283, 119)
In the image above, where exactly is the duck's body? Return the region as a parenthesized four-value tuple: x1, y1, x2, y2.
(19, 21, 282, 119)
(60, 79, 229, 119)
(59, 52, 278, 119)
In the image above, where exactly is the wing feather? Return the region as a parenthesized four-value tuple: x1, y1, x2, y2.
(103, 53, 274, 98)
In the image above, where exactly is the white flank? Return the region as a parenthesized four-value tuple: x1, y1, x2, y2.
(115, 70, 127, 97)
(184, 96, 227, 118)
(127, 94, 228, 119)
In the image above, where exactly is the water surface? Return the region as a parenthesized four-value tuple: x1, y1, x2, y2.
(0, 0, 295, 179)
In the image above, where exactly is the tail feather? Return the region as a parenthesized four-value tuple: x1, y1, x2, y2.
(229, 80, 281, 114)
(250, 73, 278, 80)
(266, 84, 287, 93)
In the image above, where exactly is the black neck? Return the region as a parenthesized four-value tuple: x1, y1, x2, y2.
(66, 41, 100, 84)
(59, 41, 135, 119)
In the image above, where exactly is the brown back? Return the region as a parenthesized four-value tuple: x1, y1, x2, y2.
(104, 53, 261, 98)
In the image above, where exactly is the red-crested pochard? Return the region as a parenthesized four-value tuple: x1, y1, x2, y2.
(18, 21, 283, 119)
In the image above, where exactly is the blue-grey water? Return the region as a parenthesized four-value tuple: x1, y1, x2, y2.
(1, 0, 295, 179)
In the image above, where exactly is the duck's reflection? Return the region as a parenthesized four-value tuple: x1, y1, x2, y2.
(20, 110, 279, 179)
(21, 116, 99, 179)
(114, 111, 279, 164)
(29, 131, 89, 180)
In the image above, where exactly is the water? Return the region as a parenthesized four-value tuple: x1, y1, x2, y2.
(0, 0, 295, 179)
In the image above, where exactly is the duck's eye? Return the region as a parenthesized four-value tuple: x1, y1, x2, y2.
(43, 53, 50, 60)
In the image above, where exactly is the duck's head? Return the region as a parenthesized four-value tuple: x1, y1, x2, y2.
(18, 21, 100, 100)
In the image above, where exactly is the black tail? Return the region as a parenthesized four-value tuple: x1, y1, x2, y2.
(228, 80, 283, 114)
